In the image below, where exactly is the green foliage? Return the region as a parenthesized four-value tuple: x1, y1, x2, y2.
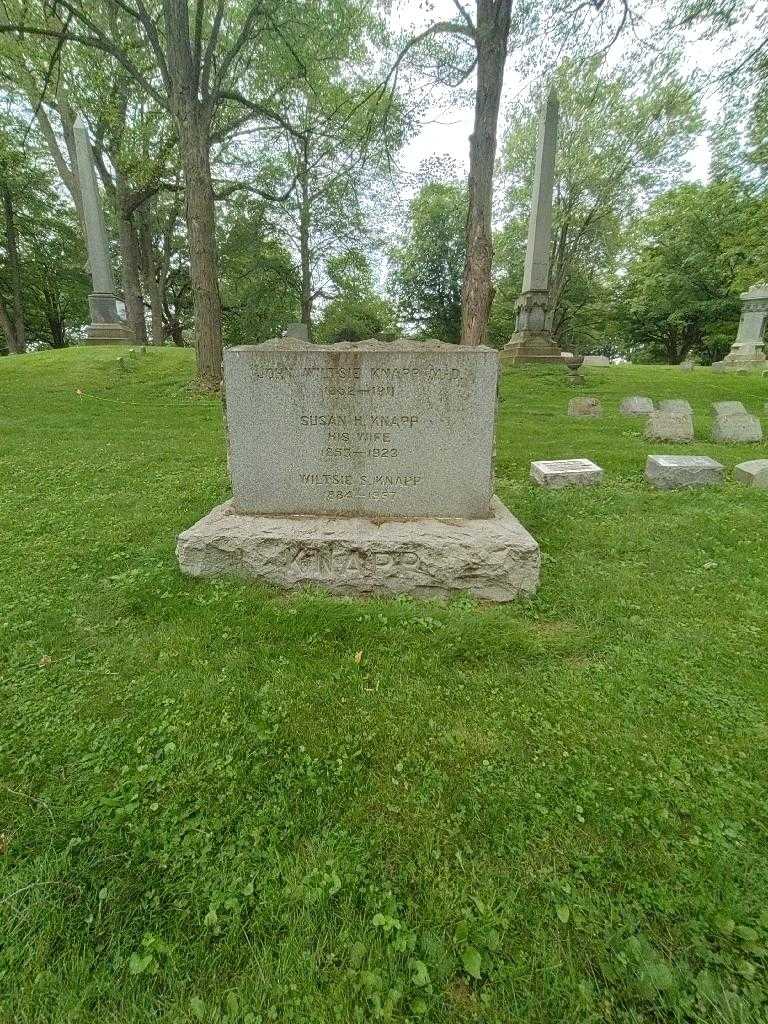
(2, 348, 768, 1021)
(316, 250, 398, 343)
(617, 181, 768, 363)
(390, 182, 467, 342)
(218, 198, 300, 346)
(499, 55, 700, 352)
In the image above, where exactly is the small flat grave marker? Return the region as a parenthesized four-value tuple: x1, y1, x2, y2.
(645, 454, 724, 490)
(530, 458, 603, 489)
(713, 400, 747, 416)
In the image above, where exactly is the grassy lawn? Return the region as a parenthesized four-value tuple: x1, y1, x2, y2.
(2, 345, 768, 1024)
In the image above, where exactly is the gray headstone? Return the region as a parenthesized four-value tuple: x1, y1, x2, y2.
(284, 322, 309, 341)
(645, 454, 724, 490)
(224, 338, 498, 519)
(713, 401, 747, 416)
(582, 355, 611, 366)
(645, 411, 694, 442)
(733, 460, 768, 488)
(680, 358, 695, 371)
(712, 284, 768, 372)
(659, 398, 693, 415)
(619, 395, 654, 415)
(568, 396, 602, 418)
(530, 458, 603, 488)
(711, 413, 763, 443)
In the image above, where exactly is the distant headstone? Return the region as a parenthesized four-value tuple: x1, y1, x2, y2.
(712, 413, 763, 443)
(711, 284, 768, 373)
(645, 411, 694, 442)
(284, 322, 309, 341)
(680, 357, 695, 371)
(582, 355, 611, 366)
(659, 398, 693, 415)
(568, 396, 602, 418)
(177, 337, 540, 601)
(530, 458, 603, 488)
(619, 395, 654, 415)
(713, 400, 747, 416)
(733, 460, 768, 488)
(645, 454, 724, 490)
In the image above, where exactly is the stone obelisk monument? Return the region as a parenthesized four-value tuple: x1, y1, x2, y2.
(503, 88, 563, 364)
(73, 115, 134, 344)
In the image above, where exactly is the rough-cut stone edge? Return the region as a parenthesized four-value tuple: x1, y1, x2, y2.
(176, 496, 539, 603)
(658, 399, 693, 415)
(733, 460, 768, 488)
(712, 401, 747, 416)
(234, 337, 493, 353)
(530, 459, 604, 488)
(645, 455, 725, 490)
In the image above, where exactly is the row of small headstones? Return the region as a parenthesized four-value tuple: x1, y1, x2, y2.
(568, 397, 767, 443)
(531, 456, 768, 490)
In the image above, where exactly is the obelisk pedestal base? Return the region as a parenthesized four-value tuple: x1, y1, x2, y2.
(84, 292, 135, 345)
(501, 332, 565, 365)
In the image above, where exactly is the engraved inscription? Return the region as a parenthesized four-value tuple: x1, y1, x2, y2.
(289, 545, 422, 576)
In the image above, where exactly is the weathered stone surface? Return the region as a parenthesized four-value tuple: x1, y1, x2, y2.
(582, 355, 611, 366)
(224, 339, 498, 520)
(530, 458, 603, 488)
(176, 497, 540, 602)
(711, 284, 768, 373)
(568, 396, 602, 418)
(659, 398, 693, 415)
(680, 358, 695, 371)
(619, 395, 654, 415)
(645, 454, 724, 490)
(713, 400, 747, 416)
(284, 322, 309, 341)
(644, 410, 694, 442)
(711, 413, 763, 443)
(733, 459, 768, 488)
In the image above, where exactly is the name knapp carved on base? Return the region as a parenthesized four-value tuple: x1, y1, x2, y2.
(224, 339, 499, 519)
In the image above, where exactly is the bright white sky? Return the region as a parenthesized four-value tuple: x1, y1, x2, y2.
(391, 0, 729, 184)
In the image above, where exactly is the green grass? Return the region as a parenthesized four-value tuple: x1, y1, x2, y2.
(1, 346, 768, 1024)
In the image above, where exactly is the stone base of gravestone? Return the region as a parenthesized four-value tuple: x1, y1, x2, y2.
(85, 292, 134, 344)
(568, 397, 601, 417)
(645, 455, 724, 490)
(501, 331, 565, 365)
(177, 498, 540, 602)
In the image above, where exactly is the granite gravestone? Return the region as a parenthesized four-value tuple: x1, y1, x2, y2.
(645, 455, 724, 490)
(620, 395, 654, 415)
(733, 460, 768, 488)
(530, 458, 603, 488)
(178, 337, 540, 601)
(645, 411, 694, 442)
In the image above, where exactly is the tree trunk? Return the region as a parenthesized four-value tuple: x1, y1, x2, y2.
(178, 111, 223, 384)
(460, 0, 513, 346)
(298, 144, 313, 339)
(137, 201, 165, 345)
(2, 184, 25, 353)
(0, 295, 17, 354)
(115, 174, 147, 343)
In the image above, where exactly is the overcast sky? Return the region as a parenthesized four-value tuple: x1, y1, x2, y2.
(391, 0, 728, 184)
